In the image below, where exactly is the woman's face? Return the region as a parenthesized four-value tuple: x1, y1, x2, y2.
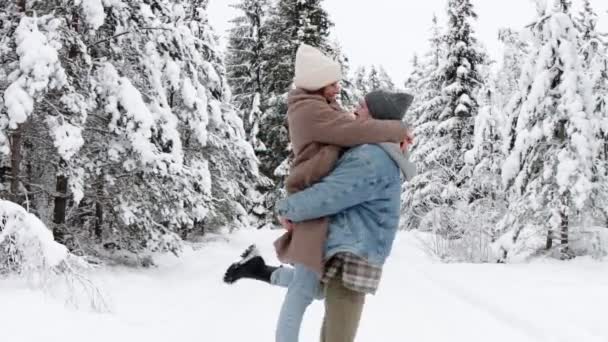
(322, 82, 341, 101)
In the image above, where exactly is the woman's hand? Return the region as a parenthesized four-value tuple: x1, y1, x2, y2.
(279, 217, 295, 232)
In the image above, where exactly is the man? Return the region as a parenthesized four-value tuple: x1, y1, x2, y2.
(276, 91, 413, 341)
(225, 90, 414, 342)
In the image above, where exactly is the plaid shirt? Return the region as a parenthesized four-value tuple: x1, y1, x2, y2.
(321, 252, 383, 295)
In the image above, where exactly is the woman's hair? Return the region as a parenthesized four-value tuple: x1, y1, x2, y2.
(305, 87, 326, 96)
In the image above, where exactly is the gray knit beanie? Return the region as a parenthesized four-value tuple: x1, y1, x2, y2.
(365, 90, 414, 120)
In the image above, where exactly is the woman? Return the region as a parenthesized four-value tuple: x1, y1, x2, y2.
(224, 44, 412, 342)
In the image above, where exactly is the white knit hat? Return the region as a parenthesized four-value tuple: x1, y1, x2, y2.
(293, 44, 342, 91)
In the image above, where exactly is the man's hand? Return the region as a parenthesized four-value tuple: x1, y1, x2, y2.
(279, 217, 295, 232)
(400, 128, 414, 153)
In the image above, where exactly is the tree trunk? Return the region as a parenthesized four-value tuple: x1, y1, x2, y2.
(70, 7, 79, 32)
(545, 229, 553, 250)
(560, 207, 570, 258)
(10, 1, 27, 203)
(94, 174, 104, 241)
(53, 174, 68, 243)
(17, 0, 26, 12)
(95, 200, 103, 240)
(9, 126, 23, 203)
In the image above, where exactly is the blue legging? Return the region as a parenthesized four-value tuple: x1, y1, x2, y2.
(270, 264, 325, 342)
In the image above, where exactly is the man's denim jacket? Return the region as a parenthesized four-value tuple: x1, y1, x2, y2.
(276, 144, 402, 266)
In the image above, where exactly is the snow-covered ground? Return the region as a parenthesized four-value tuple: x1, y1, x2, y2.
(2, 229, 607, 342)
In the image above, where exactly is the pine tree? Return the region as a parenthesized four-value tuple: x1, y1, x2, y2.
(352, 65, 395, 98)
(402, 15, 446, 231)
(404, 55, 422, 91)
(403, 2, 484, 235)
(0, 0, 261, 262)
(365, 65, 396, 91)
(328, 41, 359, 108)
(463, 87, 507, 243)
(403, 55, 425, 123)
(353, 66, 370, 95)
(494, 28, 529, 110)
(500, 0, 600, 259)
(377, 66, 396, 90)
(575, 0, 608, 227)
(225, 0, 270, 150)
(257, 0, 334, 192)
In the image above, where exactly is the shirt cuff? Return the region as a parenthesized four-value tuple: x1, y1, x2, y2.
(275, 198, 290, 218)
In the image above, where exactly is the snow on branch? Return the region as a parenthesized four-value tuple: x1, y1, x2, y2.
(3, 16, 67, 128)
(0, 200, 109, 312)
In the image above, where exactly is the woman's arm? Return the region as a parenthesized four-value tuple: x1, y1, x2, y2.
(292, 100, 409, 146)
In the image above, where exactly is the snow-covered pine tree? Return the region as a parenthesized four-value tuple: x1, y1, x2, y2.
(402, 15, 447, 231)
(328, 40, 359, 108)
(367, 65, 396, 91)
(353, 66, 370, 96)
(463, 86, 507, 249)
(403, 54, 425, 123)
(225, 0, 269, 150)
(494, 28, 529, 110)
(403, 55, 421, 91)
(1, 0, 261, 263)
(575, 0, 608, 227)
(257, 0, 335, 180)
(253, 0, 335, 220)
(377, 66, 396, 91)
(224, 0, 276, 228)
(425, 13, 445, 73)
(367, 66, 381, 90)
(403, 15, 444, 116)
(0, 0, 88, 242)
(353, 65, 396, 98)
(500, 0, 601, 259)
(404, 1, 485, 236)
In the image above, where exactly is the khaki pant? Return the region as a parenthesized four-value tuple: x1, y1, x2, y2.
(320, 278, 366, 342)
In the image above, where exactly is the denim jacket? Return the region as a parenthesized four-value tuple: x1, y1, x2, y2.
(276, 144, 402, 267)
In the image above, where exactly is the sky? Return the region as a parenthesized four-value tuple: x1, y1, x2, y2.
(207, 0, 608, 85)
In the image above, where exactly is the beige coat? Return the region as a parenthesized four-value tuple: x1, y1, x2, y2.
(273, 88, 408, 275)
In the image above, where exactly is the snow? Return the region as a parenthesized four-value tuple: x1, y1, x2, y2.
(172, 4, 186, 20)
(68, 167, 86, 204)
(3, 229, 608, 342)
(164, 59, 181, 91)
(114, 78, 158, 164)
(192, 159, 212, 195)
(457, 65, 469, 77)
(81, 0, 106, 30)
(96, 62, 186, 166)
(140, 3, 155, 20)
(46, 116, 84, 161)
(181, 78, 197, 109)
(4, 17, 66, 128)
(191, 80, 210, 146)
(3, 82, 33, 128)
(455, 103, 469, 114)
(0, 200, 68, 269)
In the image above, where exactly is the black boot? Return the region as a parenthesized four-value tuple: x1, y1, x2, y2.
(223, 245, 279, 284)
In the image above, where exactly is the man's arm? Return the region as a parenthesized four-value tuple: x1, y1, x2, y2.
(276, 147, 389, 222)
(285, 144, 341, 193)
